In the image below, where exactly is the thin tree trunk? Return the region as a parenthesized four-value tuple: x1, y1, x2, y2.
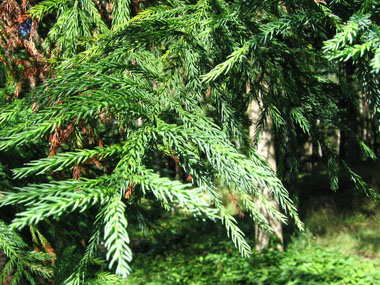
(247, 88, 284, 251)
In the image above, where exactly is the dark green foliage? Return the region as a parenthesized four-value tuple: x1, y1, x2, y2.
(1, 0, 380, 283)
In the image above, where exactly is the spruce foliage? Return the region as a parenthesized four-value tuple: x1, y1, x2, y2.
(0, 0, 379, 283)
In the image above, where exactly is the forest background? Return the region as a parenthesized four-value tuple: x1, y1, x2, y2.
(1, 0, 380, 284)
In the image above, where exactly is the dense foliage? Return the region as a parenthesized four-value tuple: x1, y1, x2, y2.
(125, 222, 380, 285)
(1, 0, 379, 283)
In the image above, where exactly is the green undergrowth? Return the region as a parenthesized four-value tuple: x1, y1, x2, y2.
(305, 199, 380, 259)
(122, 216, 380, 284)
(298, 163, 380, 259)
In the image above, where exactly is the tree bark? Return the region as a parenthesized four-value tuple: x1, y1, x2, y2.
(248, 96, 284, 251)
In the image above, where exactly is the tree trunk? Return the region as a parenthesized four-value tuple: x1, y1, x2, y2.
(248, 96, 284, 251)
